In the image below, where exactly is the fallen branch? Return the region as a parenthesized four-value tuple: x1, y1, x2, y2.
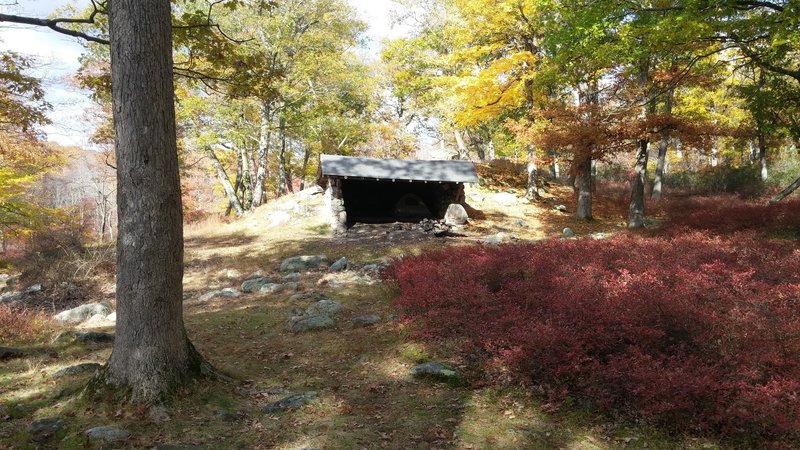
(768, 175, 800, 204)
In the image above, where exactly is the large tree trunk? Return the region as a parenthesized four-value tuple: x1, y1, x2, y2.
(454, 130, 469, 159)
(629, 138, 649, 228)
(757, 123, 768, 181)
(768, 175, 800, 204)
(240, 144, 253, 210)
(651, 87, 673, 200)
(525, 148, 540, 201)
(225, 147, 244, 216)
(207, 147, 244, 216)
(102, 0, 209, 403)
(277, 116, 289, 196)
(575, 156, 593, 220)
(252, 101, 271, 207)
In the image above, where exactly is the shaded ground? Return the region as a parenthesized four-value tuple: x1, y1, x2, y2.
(0, 183, 723, 449)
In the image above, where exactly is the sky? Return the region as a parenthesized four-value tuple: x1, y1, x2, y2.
(0, 0, 409, 147)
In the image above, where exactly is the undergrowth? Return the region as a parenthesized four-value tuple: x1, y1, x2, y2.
(386, 230, 800, 443)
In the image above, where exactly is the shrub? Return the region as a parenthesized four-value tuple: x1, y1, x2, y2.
(658, 195, 800, 235)
(386, 233, 800, 439)
(664, 165, 765, 197)
(0, 303, 49, 343)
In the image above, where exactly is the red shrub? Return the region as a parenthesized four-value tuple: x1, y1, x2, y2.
(386, 233, 800, 438)
(657, 195, 800, 235)
(0, 303, 48, 343)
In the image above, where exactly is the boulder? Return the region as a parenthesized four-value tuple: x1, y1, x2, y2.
(240, 276, 277, 293)
(148, 405, 170, 424)
(329, 257, 348, 272)
(482, 232, 510, 245)
(53, 302, 112, 324)
(562, 227, 576, 238)
(197, 288, 240, 302)
(0, 346, 23, 360)
(350, 314, 381, 328)
(282, 272, 301, 282)
(554, 204, 568, 212)
(286, 314, 335, 333)
(52, 363, 102, 379)
(28, 418, 65, 442)
(306, 299, 343, 316)
(266, 211, 292, 227)
(24, 284, 42, 294)
(410, 361, 463, 382)
(280, 255, 329, 273)
(492, 192, 518, 206)
(289, 291, 329, 302)
(85, 426, 130, 443)
(262, 391, 318, 413)
(444, 204, 469, 226)
(591, 232, 610, 240)
(106, 312, 116, 322)
(53, 331, 114, 344)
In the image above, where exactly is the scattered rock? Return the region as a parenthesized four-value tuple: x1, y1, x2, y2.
(0, 346, 23, 360)
(492, 192, 518, 206)
(482, 232, 510, 245)
(562, 227, 576, 238)
(444, 203, 469, 226)
(240, 276, 277, 293)
(53, 331, 114, 344)
(410, 361, 463, 382)
(289, 291, 329, 302)
(148, 405, 170, 424)
(280, 255, 329, 273)
(515, 219, 529, 228)
(554, 204, 568, 212)
(84, 313, 111, 325)
(218, 268, 241, 279)
(318, 271, 377, 288)
(197, 288, 240, 302)
(54, 302, 112, 324)
(329, 257, 348, 272)
(282, 272, 301, 282)
(85, 426, 131, 443)
(351, 314, 381, 328)
(0, 291, 20, 303)
(24, 284, 42, 294)
(286, 314, 335, 333)
(52, 362, 102, 379)
(262, 391, 318, 413)
(305, 299, 343, 316)
(590, 232, 610, 240)
(106, 312, 116, 322)
(28, 418, 65, 442)
(258, 282, 299, 294)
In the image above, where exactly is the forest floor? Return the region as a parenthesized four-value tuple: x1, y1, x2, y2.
(0, 182, 739, 450)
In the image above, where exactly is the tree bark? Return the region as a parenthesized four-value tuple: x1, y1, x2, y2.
(207, 147, 244, 216)
(225, 147, 243, 216)
(525, 148, 540, 201)
(252, 101, 271, 207)
(102, 0, 209, 403)
(299, 143, 310, 191)
(454, 130, 469, 159)
(757, 123, 768, 181)
(240, 144, 253, 210)
(768, 175, 800, 204)
(277, 116, 289, 196)
(629, 138, 649, 228)
(575, 156, 593, 220)
(651, 88, 673, 200)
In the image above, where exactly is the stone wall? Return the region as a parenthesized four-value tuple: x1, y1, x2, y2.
(324, 177, 347, 235)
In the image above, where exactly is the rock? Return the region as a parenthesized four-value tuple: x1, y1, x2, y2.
(24, 283, 42, 294)
(306, 299, 343, 316)
(410, 361, 463, 382)
(28, 418, 65, 442)
(282, 282, 300, 292)
(0, 291, 20, 303)
(148, 405, 170, 424)
(329, 257, 348, 272)
(261, 392, 318, 413)
(289, 291, 328, 302)
(219, 268, 241, 279)
(53, 331, 114, 344)
(554, 204, 568, 212)
(492, 192, 518, 206)
(590, 232, 610, 240)
(351, 314, 381, 328)
(197, 288, 240, 302)
(562, 227, 576, 238)
(258, 283, 288, 294)
(297, 185, 324, 198)
(280, 255, 329, 273)
(482, 232, 510, 245)
(106, 312, 116, 322)
(0, 346, 23, 360)
(444, 204, 469, 226)
(52, 362, 102, 379)
(267, 211, 292, 227)
(282, 272, 301, 282)
(286, 314, 335, 332)
(240, 276, 276, 293)
(53, 302, 112, 324)
(515, 219, 529, 228)
(85, 426, 130, 443)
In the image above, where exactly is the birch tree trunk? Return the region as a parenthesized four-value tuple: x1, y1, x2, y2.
(100, 0, 210, 402)
(252, 102, 271, 207)
(207, 147, 244, 215)
(278, 116, 289, 196)
(526, 148, 540, 200)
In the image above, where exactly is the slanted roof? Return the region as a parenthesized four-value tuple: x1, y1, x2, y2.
(320, 155, 480, 184)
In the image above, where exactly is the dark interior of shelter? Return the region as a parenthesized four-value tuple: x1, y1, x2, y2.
(341, 178, 463, 223)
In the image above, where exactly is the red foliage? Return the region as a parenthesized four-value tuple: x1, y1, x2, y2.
(386, 233, 800, 437)
(658, 196, 800, 235)
(0, 303, 47, 342)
